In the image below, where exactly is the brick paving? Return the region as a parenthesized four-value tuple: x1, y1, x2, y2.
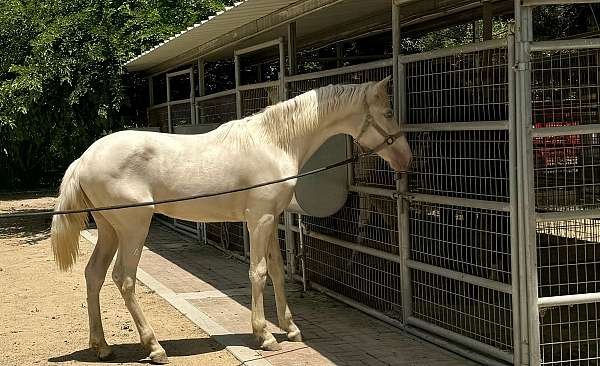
(135, 222, 478, 366)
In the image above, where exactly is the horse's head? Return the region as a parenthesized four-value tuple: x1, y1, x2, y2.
(354, 77, 412, 173)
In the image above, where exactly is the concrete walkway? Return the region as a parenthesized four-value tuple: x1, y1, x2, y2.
(83, 222, 478, 366)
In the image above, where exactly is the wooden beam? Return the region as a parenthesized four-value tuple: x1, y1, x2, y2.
(287, 22, 298, 75)
(482, 0, 493, 40)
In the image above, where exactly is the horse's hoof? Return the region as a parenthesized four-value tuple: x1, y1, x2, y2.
(261, 337, 282, 351)
(288, 329, 302, 342)
(98, 349, 114, 361)
(149, 349, 170, 364)
(91, 342, 113, 361)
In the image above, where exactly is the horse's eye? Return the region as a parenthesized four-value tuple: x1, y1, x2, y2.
(384, 110, 394, 119)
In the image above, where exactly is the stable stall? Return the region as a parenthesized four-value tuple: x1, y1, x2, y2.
(126, 1, 600, 365)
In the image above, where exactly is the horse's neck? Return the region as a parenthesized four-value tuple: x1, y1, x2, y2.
(295, 117, 349, 169)
(265, 97, 359, 171)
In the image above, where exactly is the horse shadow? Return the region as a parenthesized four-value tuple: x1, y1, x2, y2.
(48, 337, 229, 363)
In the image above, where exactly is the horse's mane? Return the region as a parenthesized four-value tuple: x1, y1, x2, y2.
(214, 83, 370, 151)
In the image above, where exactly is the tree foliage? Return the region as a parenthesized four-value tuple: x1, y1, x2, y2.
(0, 1, 598, 188)
(0, 0, 228, 188)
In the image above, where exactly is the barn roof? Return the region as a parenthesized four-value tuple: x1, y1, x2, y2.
(125, 0, 298, 72)
(125, 0, 511, 74)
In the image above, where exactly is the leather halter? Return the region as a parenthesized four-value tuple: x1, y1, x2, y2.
(355, 112, 404, 154)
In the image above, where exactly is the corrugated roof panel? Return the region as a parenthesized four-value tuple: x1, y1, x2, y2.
(125, 0, 298, 72)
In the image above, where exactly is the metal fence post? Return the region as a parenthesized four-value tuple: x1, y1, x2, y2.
(393, 2, 412, 325)
(514, 6, 531, 366)
(515, 2, 540, 364)
(397, 61, 412, 324)
(508, 31, 523, 366)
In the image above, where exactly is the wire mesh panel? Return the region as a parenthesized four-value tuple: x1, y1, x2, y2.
(408, 130, 510, 201)
(148, 106, 169, 132)
(303, 192, 399, 254)
(227, 222, 245, 253)
(277, 228, 287, 264)
(205, 222, 245, 253)
(405, 47, 509, 124)
(304, 234, 402, 318)
(533, 132, 600, 211)
(240, 85, 280, 117)
(288, 64, 393, 98)
(531, 49, 600, 211)
(531, 47, 600, 365)
(197, 92, 237, 124)
(411, 269, 514, 352)
(205, 223, 222, 247)
(403, 41, 515, 358)
(175, 219, 197, 231)
(170, 102, 192, 127)
(540, 302, 600, 366)
(351, 147, 396, 189)
(537, 219, 600, 299)
(532, 49, 600, 127)
(410, 202, 512, 284)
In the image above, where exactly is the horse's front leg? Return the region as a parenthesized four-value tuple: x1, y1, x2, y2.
(247, 213, 281, 351)
(267, 228, 301, 342)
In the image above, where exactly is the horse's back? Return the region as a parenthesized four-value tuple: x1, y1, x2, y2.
(76, 130, 189, 203)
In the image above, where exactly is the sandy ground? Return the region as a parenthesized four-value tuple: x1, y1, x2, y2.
(0, 192, 239, 366)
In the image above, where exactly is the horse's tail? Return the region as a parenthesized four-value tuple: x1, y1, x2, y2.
(51, 158, 91, 271)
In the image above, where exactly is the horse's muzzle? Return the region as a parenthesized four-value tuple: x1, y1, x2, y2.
(389, 151, 412, 173)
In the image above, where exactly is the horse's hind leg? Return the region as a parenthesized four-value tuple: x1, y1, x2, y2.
(86, 212, 118, 360)
(109, 209, 169, 364)
(267, 229, 301, 342)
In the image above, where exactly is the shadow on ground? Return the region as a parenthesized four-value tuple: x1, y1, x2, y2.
(48, 337, 227, 363)
(138, 222, 468, 366)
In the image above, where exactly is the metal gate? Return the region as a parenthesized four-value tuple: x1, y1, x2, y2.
(516, 4, 600, 365)
(398, 38, 518, 365)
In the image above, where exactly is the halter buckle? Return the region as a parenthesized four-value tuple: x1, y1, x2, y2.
(386, 136, 395, 145)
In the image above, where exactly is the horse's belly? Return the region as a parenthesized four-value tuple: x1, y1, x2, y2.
(154, 196, 246, 223)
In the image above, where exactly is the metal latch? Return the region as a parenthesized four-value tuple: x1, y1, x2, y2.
(515, 62, 530, 71)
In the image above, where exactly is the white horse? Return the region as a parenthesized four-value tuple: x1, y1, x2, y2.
(50, 77, 412, 364)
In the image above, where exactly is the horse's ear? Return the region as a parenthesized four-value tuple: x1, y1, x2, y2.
(375, 75, 392, 93)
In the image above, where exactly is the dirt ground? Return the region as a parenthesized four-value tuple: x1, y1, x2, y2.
(0, 192, 239, 366)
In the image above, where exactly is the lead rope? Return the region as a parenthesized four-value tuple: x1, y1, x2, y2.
(0, 114, 409, 220)
(0, 155, 360, 219)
